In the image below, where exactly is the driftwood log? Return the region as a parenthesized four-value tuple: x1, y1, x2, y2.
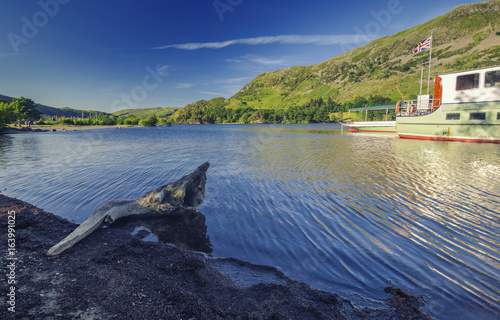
(47, 162, 209, 256)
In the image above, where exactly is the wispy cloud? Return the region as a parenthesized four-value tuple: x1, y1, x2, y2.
(152, 34, 360, 50)
(0, 53, 17, 58)
(200, 77, 252, 98)
(226, 55, 288, 66)
(200, 91, 229, 96)
(223, 54, 293, 74)
(208, 77, 253, 85)
(176, 83, 194, 89)
(156, 64, 169, 76)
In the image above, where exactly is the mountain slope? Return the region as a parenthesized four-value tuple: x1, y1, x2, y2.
(1, 94, 177, 119)
(111, 107, 179, 119)
(1, 94, 110, 118)
(222, 0, 500, 110)
(0, 94, 13, 103)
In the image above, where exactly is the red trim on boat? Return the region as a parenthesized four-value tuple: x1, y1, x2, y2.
(357, 129, 396, 133)
(398, 134, 500, 144)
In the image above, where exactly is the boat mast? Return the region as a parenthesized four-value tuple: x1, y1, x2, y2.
(427, 30, 434, 95)
(420, 64, 424, 97)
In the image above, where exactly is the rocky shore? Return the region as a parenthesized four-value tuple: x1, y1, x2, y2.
(0, 195, 433, 319)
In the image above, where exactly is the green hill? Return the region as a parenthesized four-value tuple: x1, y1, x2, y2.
(230, 0, 500, 109)
(36, 105, 111, 118)
(171, 0, 500, 123)
(112, 107, 179, 119)
(0, 94, 110, 118)
(0, 94, 14, 103)
(1, 94, 176, 120)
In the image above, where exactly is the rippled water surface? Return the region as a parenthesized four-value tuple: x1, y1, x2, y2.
(1, 124, 499, 319)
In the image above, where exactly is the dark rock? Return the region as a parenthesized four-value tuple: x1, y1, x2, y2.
(384, 287, 434, 320)
(47, 162, 210, 256)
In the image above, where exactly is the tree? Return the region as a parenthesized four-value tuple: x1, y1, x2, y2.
(10, 97, 41, 121)
(0, 102, 17, 128)
(59, 117, 74, 125)
(124, 116, 140, 125)
(142, 114, 158, 127)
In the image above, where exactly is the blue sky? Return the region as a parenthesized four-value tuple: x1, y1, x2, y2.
(0, 0, 484, 112)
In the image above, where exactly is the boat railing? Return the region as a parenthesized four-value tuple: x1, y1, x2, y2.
(347, 104, 398, 122)
(398, 99, 441, 116)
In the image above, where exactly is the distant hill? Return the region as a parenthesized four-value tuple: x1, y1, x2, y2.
(1, 94, 177, 119)
(0, 94, 110, 118)
(112, 107, 179, 118)
(36, 105, 111, 118)
(174, 0, 500, 118)
(0, 94, 13, 103)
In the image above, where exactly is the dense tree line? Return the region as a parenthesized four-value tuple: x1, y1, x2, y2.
(0, 97, 41, 128)
(169, 95, 395, 124)
(1, 94, 396, 129)
(171, 97, 336, 124)
(58, 114, 160, 127)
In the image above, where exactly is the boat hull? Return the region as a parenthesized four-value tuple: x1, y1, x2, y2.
(396, 102, 500, 143)
(346, 121, 396, 133)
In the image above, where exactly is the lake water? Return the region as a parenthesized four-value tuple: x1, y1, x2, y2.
(1, 124, 499, 319)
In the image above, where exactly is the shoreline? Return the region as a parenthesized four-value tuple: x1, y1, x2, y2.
(0, 125, 141, 134)
(0, 194, 433, 319)
(0, 123, 343, 135)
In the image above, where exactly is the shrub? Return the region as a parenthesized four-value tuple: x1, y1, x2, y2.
(142, 114, 158, 127)
(123, 116, 139, 125)
(59, 117, 74, 125)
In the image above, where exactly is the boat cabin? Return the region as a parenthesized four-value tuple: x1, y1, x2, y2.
(439, 66, 500, 104)
(399, 65, 500, 116)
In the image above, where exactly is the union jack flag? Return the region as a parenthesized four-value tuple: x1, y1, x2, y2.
(412, 37, 431, 54)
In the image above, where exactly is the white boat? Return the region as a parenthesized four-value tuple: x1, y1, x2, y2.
(343, 105, 397, 133)
(396, 65, 500, 143)
(345, 121, 396, 133)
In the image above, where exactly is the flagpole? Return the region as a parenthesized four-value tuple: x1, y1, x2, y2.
(427, 30, 434, 96)
(420, 64, 424, 97)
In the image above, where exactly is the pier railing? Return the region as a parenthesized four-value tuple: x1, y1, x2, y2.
(346, 98, 443, 120)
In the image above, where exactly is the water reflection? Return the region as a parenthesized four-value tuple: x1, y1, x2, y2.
(1, 125, 499, 319)
(0, 135, 13, 164)
(222, 125, 500, 318)
(111, 210, 212, 254)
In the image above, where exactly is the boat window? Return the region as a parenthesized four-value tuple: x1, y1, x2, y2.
(456, 73, 479, 90)
(446, 113, 460, 120)
(485, 70, 500, 88)
(469, 112, 486, 120)
(497, 112, 500, 120)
